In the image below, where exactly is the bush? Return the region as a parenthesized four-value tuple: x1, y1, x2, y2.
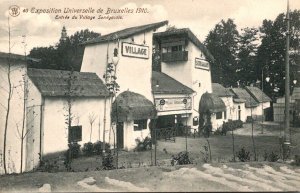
(134, 137, 152, 151)
(102, 152, 115, 170)
(295, 155, 300, 166)
(263, 151, 280, 162)
(93, 141, 103, 155)
(200, 145, 209, 163)
(82, 142, 94, 156)
(236, 147, 251, 162)
(223, 120, 243, 132)
(246, 116, 254, 123)
(80, 141, 111, 156)
(67, 142, 81, 159)
(38, 160, 59, 173)
(235, 120, 243, 128)
(171, 151, 192, 166)
(214, 128, 223, 136)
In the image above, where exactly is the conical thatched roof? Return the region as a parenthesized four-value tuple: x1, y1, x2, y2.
(111, 91, 157, 122)
(199, 92, 226, 113)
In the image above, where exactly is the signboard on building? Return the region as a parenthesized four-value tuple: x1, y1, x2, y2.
(155, 97, 192, 112)
(121, 42, 149, 59)
(195, 58, 209, 70)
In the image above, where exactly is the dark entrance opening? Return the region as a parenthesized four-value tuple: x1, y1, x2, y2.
(156, 115, 175, 128)
(238, 105, 241, 120)
(117, 122, 124, 149)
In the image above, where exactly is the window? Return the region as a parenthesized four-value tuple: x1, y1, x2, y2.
(171, 45, 183, 52)
(216, 112, 222, 119)
(134, 119, 147, 131)
(224, 111, 227, 119)
(69, 126, 82, 142)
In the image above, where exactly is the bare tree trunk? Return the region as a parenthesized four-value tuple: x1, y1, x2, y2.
(231, 127, 235, 162)
(20, 87, 26, 173)
(251, 107, 257, 161)
(20, 43, 28, 173)
(3, 17, 13, 174)
(89, 124, 92, 142)
(206, 138, 212, 162)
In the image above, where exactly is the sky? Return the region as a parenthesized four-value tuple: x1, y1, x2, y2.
(0, 0, 299, 55)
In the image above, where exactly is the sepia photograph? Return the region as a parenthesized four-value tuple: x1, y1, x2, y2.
(0, 0, 300, 192)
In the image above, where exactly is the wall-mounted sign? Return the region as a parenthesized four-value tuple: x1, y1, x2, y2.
(195, 58, 210, 70)
(121, 42, 149, 59)
(155, 97, 192, 112)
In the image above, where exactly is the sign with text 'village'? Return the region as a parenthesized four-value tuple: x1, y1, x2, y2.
(122, 42, 149, 59)
(195, 58, 209, 70)
(155, 97, 192, 112)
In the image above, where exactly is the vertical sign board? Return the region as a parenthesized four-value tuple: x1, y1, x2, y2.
(155, 97, 192, 112)
(122, 42, 149, 59)
(195, 58, 210, 70)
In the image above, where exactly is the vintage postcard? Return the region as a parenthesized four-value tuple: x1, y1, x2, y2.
(0, 0, 300, 192)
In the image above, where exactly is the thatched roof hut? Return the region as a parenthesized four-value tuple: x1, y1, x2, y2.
(199, 92, 226, 113)
(111, 91, 157, 122)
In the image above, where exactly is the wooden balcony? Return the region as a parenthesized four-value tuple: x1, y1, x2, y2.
(162, 51, 188, 62)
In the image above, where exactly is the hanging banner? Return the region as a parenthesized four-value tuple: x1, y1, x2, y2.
(155, 97, 192, 112)
(121, 42, 149, 59)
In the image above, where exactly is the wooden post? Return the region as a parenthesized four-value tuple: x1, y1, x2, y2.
(154, 129, 157, 166)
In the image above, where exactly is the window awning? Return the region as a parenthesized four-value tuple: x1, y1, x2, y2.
(111, 91, 157, 122)
(199, 92, 226, 113)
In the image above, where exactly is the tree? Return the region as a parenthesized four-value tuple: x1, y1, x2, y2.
(88, 112, 96, 142)
(28, 28, 100, 71)
(205, 19, 240, 87)
(256, 10, 300, 98)
(2, 17, 13, 174)
(236, 27, 259, 86)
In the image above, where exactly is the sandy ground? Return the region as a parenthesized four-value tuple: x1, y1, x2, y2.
(234, 122, 284, 136)
(0, 162, 300, 192)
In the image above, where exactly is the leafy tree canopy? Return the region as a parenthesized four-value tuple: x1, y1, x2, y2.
(29, 28, 100, 71)
(205, 10, 300, 99)
(205, 19, 240, 87)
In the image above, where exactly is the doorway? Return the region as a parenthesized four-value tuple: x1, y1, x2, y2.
(117, 122, 124, 149)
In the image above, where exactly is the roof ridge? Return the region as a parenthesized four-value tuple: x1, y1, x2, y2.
(28, 68, 98, 75)
(152, 71, 194, 94)
(83, 20, 168, 45)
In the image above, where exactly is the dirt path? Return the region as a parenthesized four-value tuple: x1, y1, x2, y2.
(1, 163, 299, 192)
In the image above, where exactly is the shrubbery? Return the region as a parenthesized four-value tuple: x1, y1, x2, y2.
(295, 155, 300, 166)
(223, 120, 243, 133)
(263, 151, 280, 162)
(236, 147, 251, 162)
(67, 142, 81, 159)
(102, 152, 115, 170)
(64, 142, 80, 171)
(94, 141, 111, 154)
(82, 141, 111, 156)
(171, 151, 192, 166)
(134, 137, 152, 151)
(82, 142, 94, 156)
(38, 160, 59, 173)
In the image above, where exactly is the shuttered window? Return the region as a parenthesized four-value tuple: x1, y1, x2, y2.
(69, 126, 82, 142)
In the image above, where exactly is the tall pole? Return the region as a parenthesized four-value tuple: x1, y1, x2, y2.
(283, 0, 291, 160)
(261, 68, 264, 134)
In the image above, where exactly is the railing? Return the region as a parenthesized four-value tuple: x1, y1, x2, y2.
(162, 51, 188, 62)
